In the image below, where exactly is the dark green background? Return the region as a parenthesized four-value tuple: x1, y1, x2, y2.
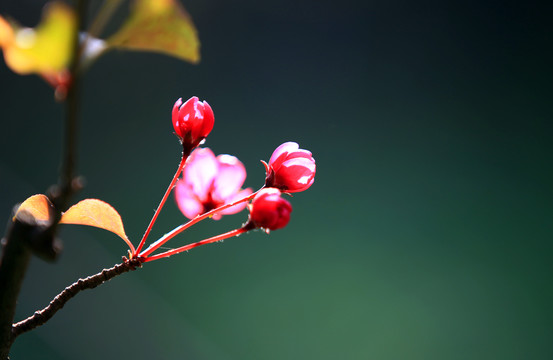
(1, 0, 552, 359)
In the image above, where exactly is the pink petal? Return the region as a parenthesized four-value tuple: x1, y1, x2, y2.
(190, 99, 206, 141)
(218, 187, 253, 215)
(177, 96, 198, 131)
(175, 181, 204, 219)
(268, 142, 299, 170)
(183, 148, 218, 201)
(199, 101, 215, 138)
(276, 157, 316, 192)
(212, 154, 247, 202)
(286, 149, 313, 160)
(172, 98, 183, 126)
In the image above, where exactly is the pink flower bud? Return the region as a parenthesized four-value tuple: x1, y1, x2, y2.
(264, 142, 316, 193)
(172, 96, 215, 152)
(249, 188, 292, 230)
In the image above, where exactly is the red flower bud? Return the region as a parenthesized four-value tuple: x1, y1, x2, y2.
(172, 96, 215, 152)
(249, 188, 292, 231)
(264, 142, 316, 193)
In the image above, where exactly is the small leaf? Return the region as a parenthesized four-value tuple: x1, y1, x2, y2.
(13, 194, 54, 223)
(107, 0, 200, 63)
(0, 2, 76, 74)
(60, 199, 135, 253)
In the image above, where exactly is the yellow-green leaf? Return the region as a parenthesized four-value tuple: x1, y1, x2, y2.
(0, 2, 76, 74)
(13, 194, 54, 223)
(60, 199, 135, 253)
(107, 0, 200, 63)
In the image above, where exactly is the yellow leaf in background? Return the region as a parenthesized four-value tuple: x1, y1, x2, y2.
(0, 2, 75, 75)
(108, 0, 200, 64)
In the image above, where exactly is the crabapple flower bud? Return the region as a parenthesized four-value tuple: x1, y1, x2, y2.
(172, 96, 215, 152)
(249, 188, 292, 231)
(264, 142, 316, 193)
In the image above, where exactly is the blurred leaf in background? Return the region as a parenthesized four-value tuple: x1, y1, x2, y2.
(108, 0, 200, 64)
(0, 2, 75, 75)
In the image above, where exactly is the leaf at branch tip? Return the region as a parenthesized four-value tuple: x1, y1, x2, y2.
(107, 0, 200, 63)
(13, 194, 54, 223)
(60, 199, 135, 253)
(0, 1, 76, 75)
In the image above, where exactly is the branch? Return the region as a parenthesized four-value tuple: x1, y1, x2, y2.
(0, 219, 33, 359)
(49, 0, 88, 214)
(11, 257, 142, 338)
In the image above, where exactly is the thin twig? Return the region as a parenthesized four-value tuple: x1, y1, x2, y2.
(11, 257, 142, 338)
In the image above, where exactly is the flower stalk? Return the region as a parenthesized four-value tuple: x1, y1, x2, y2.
(143, 223, 255, 263)
(140, 190, 259, 258)
(135, 152, 190, 255)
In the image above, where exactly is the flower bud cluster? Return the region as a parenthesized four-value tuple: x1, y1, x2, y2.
(137, 96, 317, 262)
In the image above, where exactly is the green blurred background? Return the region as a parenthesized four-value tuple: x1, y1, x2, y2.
(1, 0, 552, 359)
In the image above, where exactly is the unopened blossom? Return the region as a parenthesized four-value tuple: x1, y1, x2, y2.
(175, 148, 252, 220)
(172, 96, 215, 152)
(248, 188, 292, 231)
(264, 142, 316, 193)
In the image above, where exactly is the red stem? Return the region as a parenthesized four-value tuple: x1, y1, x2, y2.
(139, 189, 261, 258)
(142, 227, 249, 262)
(135, 152, 189, 255)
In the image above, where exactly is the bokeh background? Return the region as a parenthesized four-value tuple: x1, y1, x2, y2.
(1, 0, 552, 359)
